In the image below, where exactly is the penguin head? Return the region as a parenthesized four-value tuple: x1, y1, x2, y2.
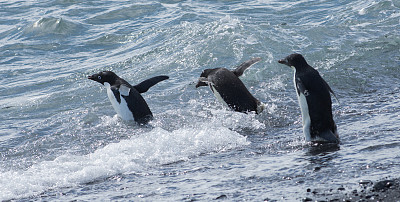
(195, 69, 214, 88)
(278, 53, 308, 70)
(88, 71, 119, 85)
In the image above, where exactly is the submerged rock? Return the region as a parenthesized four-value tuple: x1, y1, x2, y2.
(373, 180, 396, 191)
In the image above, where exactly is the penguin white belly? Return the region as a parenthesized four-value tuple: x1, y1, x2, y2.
(210, 84, 229, 108)
(105, 83, 134, 121)
(293, 70, 311, 141)
(118, 97, 135, 121)
(298, 93, 311, 141)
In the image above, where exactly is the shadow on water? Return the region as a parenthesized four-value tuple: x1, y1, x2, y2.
(305, 143, 340, 156)
(302, 143, 341, 172)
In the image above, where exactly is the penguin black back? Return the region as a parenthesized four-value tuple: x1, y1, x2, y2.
(196, 58, 264, 113)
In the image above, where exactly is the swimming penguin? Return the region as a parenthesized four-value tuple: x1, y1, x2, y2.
(278, 53, 339, 143)
(196, 57, 264, 114)
(88, 71, 169, 124)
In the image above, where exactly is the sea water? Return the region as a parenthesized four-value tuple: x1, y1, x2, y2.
(1, 0, 399, 201)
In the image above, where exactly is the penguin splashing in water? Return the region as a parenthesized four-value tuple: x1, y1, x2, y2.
(196, 57, 265, 114)
(88, 71, 168, 125)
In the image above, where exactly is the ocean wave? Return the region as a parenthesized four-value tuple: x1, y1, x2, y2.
(23, 17, 83, 37)
(0, 125, 248, 201)
(86, 2, 166, 25)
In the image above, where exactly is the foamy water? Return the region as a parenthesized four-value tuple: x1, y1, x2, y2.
(0, 124, 248, 199)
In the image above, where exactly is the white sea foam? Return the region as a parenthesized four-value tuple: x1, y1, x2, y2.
(0, 126, 248, 201)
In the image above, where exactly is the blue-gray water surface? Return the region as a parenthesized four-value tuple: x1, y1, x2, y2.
(1, 0, 399, 201)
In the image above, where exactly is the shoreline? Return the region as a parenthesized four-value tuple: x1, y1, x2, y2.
(301, 178, 400, 201)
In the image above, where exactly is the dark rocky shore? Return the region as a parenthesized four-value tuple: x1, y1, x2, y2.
(299, 178, 400, 202)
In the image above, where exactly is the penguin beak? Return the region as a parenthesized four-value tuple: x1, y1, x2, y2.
(88, 74, 104, 85)
(278, 58, 289, 66)
(195, 82, 203, 88)
(195, 77, 209, 88)
(88, 75, 99, 83)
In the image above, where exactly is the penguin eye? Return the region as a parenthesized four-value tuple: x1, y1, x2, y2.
(98, 76, 102, 80)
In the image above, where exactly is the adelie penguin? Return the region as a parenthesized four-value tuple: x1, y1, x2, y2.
(278, 53, 340, 144)
(88, 71, 169, 125)
(196, 57, 265, 114)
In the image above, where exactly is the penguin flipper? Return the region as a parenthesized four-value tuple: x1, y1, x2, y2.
(133, 76, 169, 93)
(110, 86, 121, 103)
(322, 79, 340, 105)
(233, 57, 261, 77)
(296, 78, 309, 96)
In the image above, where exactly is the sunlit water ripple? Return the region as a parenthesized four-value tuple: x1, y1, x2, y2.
(0, 0, 399, 201)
